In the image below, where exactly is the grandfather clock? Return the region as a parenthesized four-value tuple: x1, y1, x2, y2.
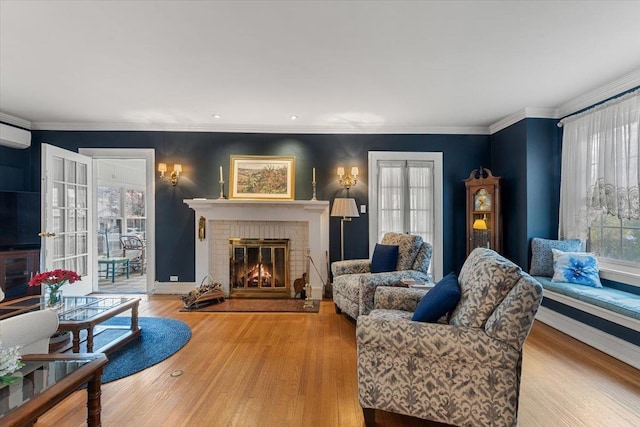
(465, 167, 501, 255)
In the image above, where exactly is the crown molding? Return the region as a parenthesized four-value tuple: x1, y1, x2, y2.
(31, 121, 490, 135)
(557, 68, 640, 118)
(0, 112, 32, 130)
(488, 107, 559, 135)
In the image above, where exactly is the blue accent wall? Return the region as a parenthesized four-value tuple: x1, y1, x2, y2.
(490, 118, 561, 269)
(22, 131, 489, 281)
(0, 145, 34, 191)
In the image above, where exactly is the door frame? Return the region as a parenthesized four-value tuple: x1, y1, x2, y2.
(79, 148, 156, 293)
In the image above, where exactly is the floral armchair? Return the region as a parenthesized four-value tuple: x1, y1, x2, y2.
(356, 248, 544, 427)
(331, 232, 432, 319)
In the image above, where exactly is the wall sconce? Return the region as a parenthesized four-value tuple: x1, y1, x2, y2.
(158, 163, 182, 186)
(337, 166, 359, 195)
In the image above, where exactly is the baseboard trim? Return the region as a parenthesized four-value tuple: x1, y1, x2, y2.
(536, 306, 640, 370)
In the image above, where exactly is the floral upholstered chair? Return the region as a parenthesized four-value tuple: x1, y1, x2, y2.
(356, 248, 544, 427)
(331, 232, 432, 319)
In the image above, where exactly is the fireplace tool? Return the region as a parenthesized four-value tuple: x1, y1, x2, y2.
(305, 254, 328, 308)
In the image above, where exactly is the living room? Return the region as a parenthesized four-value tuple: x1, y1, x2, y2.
(1, 1, 639, 426)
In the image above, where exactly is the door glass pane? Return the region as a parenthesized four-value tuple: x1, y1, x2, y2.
(77, 163, 87, 185)
(52, 208, 62, 232)
(77, 255, 87, 276)
(67, 209, 76, 232)
(53, 236, 64, 258)
(66, 257, 77, 273)
(54, 157, 64, 181)
(53, 182, 64, 208)
(65, 159, 76, 183)
(78, 233, 87, 254)
(66, 234, 77, 256)
(66, 184, 76, 208)
(77, 209, 87, 231)
(77, 186, 87, 208)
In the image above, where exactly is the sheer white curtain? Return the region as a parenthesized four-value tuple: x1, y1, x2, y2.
(559, 89, 640, 241)
(377, 160, 433, 245)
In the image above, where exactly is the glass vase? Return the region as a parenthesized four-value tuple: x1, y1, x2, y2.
(45, 286, 64, 309)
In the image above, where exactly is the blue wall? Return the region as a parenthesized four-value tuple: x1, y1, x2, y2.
(23, 131, 490, 281)
(490, 118, 561, 269)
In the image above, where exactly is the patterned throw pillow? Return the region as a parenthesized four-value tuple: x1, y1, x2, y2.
(370, 244, 399, 273)
(551, 249, 602, 288)
(530, 238, 583, 277)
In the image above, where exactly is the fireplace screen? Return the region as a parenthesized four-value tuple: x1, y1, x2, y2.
(229, 238, 289, 292)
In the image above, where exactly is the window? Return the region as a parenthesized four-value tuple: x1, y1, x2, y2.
(125, 189, 146, 240)
(559, 89, 639, 282)
(377, 160, 433, 242)
(589, 214, 640, 264)
(369, 152, 443, 280)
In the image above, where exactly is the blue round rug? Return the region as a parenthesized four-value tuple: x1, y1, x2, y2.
(95, 317, 191, 383)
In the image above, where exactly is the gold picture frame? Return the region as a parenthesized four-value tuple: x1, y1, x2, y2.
(229, 155, 295, 200)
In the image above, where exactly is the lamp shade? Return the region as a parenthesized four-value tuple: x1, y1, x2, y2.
(331, 198, 360, 218)
(472, 218, 488, 230)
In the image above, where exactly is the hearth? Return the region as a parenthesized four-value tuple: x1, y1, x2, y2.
(184, 199, 329, 300)
(229, 238, 289, 298)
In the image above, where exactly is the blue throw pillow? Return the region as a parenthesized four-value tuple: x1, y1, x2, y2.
(551, 249, 602, 288)
(412, 272, 461, 323)
(530, 238, 583, 277)
(370, 244, 399, 273)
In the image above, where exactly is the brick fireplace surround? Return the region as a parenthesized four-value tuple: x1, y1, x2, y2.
(184, 199, 330, 300)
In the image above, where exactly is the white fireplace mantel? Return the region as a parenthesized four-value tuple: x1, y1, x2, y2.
(184, 199, 330, 300)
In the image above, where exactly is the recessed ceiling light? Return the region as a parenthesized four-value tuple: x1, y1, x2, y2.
(212, 114, 221, 119)
(290, 115, 298, 120)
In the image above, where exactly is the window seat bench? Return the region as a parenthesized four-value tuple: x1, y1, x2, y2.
(533, 275, 640, 369)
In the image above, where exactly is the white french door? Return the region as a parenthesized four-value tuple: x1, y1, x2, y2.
(41, 143, 94, 295)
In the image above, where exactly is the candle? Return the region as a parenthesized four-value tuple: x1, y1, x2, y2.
(219, 166, 223, 181)
(312, 167, 316, 182)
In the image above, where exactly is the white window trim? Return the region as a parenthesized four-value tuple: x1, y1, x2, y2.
(598, 259, 640, 287)
(368, 151, 443, 281)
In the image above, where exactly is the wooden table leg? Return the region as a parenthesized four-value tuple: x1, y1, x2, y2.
(131, 301, 139, 333)
(72, 330, 81, 353)
(86, 366, 104, 427)
(86, 324, 95, 352)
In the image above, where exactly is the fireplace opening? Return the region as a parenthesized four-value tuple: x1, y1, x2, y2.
(229, 238, 289, 297)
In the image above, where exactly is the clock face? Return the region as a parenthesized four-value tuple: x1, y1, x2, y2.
(474, 188, 492, 211)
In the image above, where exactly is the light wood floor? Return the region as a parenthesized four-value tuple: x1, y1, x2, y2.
(35, 296, 640, 427)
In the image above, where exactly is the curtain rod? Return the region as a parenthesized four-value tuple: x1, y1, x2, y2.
(557, 87, 640, 128)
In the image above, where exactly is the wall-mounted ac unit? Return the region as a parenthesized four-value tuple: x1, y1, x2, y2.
(0, 123, 31, 149)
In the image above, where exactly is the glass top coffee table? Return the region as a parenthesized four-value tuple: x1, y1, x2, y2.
(56, 296, 141, 354)
(0, 295, 141, 354)
(0, 353, 107, 427)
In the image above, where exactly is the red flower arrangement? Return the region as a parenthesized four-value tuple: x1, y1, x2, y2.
(29, 269, 81, 307)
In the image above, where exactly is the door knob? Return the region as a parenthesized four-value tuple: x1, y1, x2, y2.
(38, 232, 56, 237)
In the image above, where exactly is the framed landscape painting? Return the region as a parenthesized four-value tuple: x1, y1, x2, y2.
(229, 155, 295, 200)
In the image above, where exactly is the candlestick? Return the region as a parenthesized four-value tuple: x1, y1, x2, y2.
(311, 181, 317, 201)
(218, 180, 225, 199)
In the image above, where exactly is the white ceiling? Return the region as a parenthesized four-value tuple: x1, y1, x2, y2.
(1, 1, 640, 135)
